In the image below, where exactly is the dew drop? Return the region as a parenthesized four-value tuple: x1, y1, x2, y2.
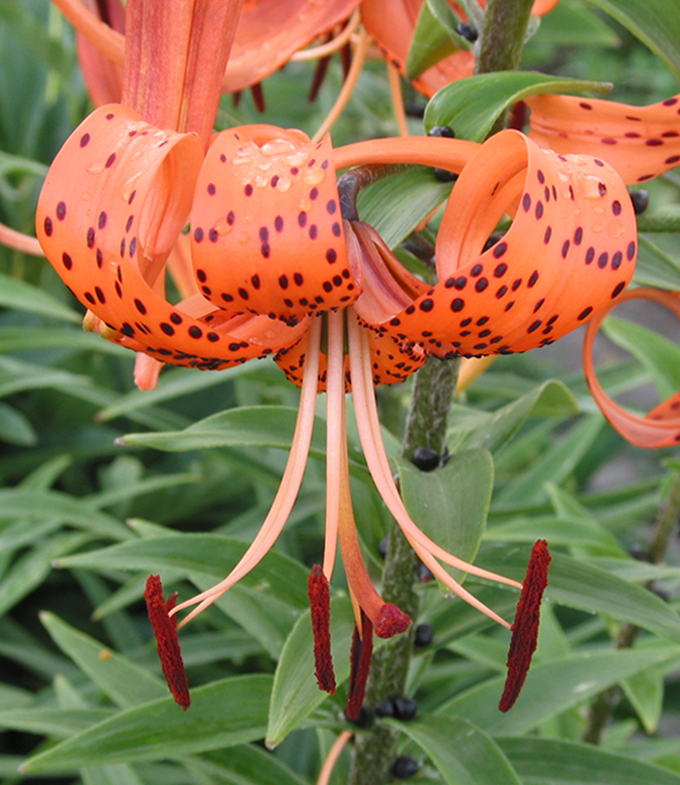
(86, 163, 105, 175)
(276, 176, 292, 192)
(261, 139, 297, 156)
(255, 175, 268, 188)
(592, 223, 604, 233)
(214, 217, 233, 235)
(303, 168, 326, 185)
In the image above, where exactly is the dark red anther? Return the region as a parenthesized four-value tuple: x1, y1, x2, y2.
(346, 612, 374, 720)
(508, 101, 528, 132)
(499, 540, 551, 712)
(374, 603, 411, 639)
(307, 565, 336, 694)
(308, 54, 331, 102)
(250, 82, 266, 113)
(144, 574, 191, 710)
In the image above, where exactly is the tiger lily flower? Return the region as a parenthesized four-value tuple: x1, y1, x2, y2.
(53, 0, 361, 102)
(361, 0, 560, 97)
(35, 0, 636, 718)
(526, 92, 680, 184)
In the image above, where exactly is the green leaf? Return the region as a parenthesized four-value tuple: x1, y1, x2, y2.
(498, 736, 680, 785)
(0, 272, 79, 322)
(0, 402, 36, 445)
(187, 746, 310, 785)
(40, 612, 167, 710)
(0, 326, 130, 355)
(385, 715, 521, 785)
(96, 364, 260, 423)
(405, 0, 466, 81)
(0, 707, 114, 738)
(479, 545, 680, 641)
(55, 534, 309, 610)
(398, 450, 493, 581)
(56, 533, 311, 658)
(424, 72, 611, 141)
(0, 488, 130, 540)
(485, 515, 626, 555)
(22, 675, 272, 772)
(533, 0, 620, 47)
(583, 0, 680, 80)
(356, 166, 454, 249)
(497, 415, 604, 505)
(0, 533, 89, 617)
(449, 380, 578, 454)
(633, 236, 680, 290)
(119, 406, 326, 457)
(266, 596, 355, 747)
(438, 646, 679, 735)
(602, 316, 680, 401)
(622, 663, 664, 734)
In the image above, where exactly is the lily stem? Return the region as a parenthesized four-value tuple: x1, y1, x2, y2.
(347, 358, 459, 785)
(348, 1, 532, 780)
(582, 469, 680, 744)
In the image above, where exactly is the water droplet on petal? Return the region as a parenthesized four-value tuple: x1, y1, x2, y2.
(303, 168, 325, 185)
(276, 176, 292, 192)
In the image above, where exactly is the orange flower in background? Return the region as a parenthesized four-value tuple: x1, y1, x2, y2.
(526, 92, 680, 184)
(361, 0, 560, 97)
(32, 0, 637, 719)
(54, 0, 361, 103)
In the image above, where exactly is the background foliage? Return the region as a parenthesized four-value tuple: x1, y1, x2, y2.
(2, 0, 680, 783)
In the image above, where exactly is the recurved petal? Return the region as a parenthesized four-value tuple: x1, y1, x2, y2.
(527, 93, 680, 184)
(370, 129, 637, 358)
(584, 287, 680, 448)
(36, 105, 304, 371)
(223, 0, 361, 93)
(191, 126, 357, 323)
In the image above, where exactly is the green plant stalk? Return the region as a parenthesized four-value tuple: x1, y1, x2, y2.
(582, 469, 680, 744)
(475, 0, 536, 135)
(347, 1, 535, 780)
(347, 358, 459, 785)
(475, 0, 535, 76)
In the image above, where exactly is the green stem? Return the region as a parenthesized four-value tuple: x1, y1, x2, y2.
(348, 1, 533, 780)
(474, 0, 535, 135)
(475, 0, 535, 75)
(347, 359, 459, 785)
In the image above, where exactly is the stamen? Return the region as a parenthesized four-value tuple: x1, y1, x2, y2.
(312, 26, 369, 143)
(386, 61, 408, 137)
(171, 317, 322, 624)
(144, 574, 190, 710)
(308, 565, 336, 694)
(0, 222, 45, 257)
(292, 11, 361, 61)
(346, 612, 373, 720)
(499, 539, 551, 712)
(346, 312, 521, 590)
(316, 730, 353, 785)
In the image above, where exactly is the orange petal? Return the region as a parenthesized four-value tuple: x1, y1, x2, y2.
(191, 126, 358, 323)
(123, 0, 243, 144)
(527, 93, 680, 184)
(361, 0, 474, 98)
(222, 0, 361, 93)
(36, 105, 303, 370)
(584, 287, 680, 448)
(75, 0, 125, 106)
(371, 129, 637, 357)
